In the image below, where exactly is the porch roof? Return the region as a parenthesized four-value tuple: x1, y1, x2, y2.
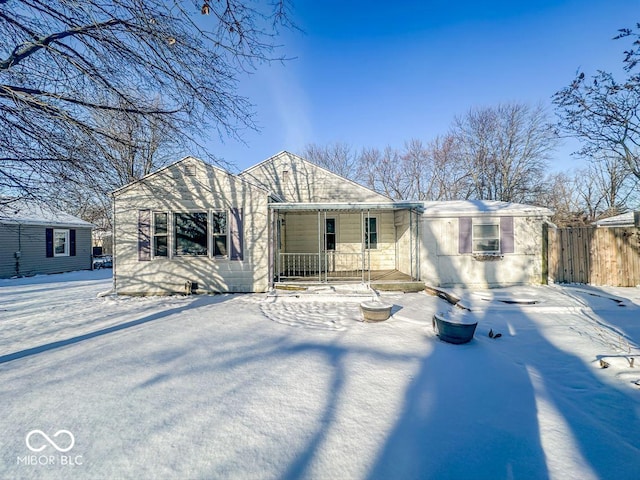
(268, 201, 425, 213)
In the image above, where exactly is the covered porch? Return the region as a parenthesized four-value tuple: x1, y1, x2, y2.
(267, 202, 424, 286)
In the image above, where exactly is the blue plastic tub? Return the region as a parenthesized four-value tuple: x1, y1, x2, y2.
(433, 312, 478, 344)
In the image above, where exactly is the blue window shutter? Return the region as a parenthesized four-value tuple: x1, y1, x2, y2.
(46, 228, 54, 257)
(229, 208, 244, 261)
(459, 218, 472, 254)
(70, 229, 76, 256)
(501, 216, 515, 254)
(138, 210, 151, 261)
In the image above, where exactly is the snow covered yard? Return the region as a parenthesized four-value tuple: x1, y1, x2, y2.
(1, 271, 640, 480)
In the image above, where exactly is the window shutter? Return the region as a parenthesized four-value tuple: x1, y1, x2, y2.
(458, 217, 472, 254)
(229, 208, 244, 261)
(500, 216, 515, 254)
(46, 228, 54, 258)
(70, 229, 76, 256)
(138, 209, 151, 261)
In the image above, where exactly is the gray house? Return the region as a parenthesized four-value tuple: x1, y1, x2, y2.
(0, 200, 93, 278)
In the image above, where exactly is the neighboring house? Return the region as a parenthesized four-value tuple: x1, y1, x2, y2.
(0, 199, 93, 279)
(112, 151, 553, 294)
(593, 211, 640, 228)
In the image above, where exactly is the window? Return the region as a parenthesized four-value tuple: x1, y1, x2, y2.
(365, 217, 377, 249)
(325, 218, 336, 251)
(472, 222, 500, 253)
(174, 212, 208, 256)
(53, 229, 69, 256)
(153, 212, 168, 257)
(212, 211, 228, 257)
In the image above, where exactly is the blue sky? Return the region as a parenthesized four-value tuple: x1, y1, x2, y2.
(206, 0, 638, 172)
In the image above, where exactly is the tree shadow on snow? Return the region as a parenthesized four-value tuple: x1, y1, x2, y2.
(0, 295, 230, 365)
(366, 304, 640, 480)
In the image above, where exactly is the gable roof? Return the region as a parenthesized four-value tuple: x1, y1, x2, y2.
(422, 200, 553, 218)
(240, 151, 392, 203)
(112, 156, 271, 197)
(0, 199, 94, 228)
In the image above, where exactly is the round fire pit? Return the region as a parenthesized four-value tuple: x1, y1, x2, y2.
(360, 301, 393, 322)
(433, 311, 478, 344)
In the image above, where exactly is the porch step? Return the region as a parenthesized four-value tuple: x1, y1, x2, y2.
(371, 281, 425, 293)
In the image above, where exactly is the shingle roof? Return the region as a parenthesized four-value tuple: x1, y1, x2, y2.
(0, 199, 94, 228)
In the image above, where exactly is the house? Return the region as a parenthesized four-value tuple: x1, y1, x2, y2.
(0, 199, 93, 279)
(593, 211, 640, 228)
(421, 200, 553, 287)
(111, 152, 552, 295)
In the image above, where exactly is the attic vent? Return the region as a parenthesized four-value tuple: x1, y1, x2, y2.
(282, 170, 289, 183)
(184, 164, 196, 176)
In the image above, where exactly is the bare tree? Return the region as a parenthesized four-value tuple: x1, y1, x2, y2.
(423, 135, 471, 201)
(452, 103, 557, 203)
(537, 156, 638, 226)
(574, 155, 638, 220)
(303, 142, 359, 180)
(536, 172, 585, 226)
(358, 146, 410, 200)
(554, 70, 640, 181)
(553, 25, 640, 182)
(0, 0, 292, 198)
(395, 137, 469, 201)
(399, 139, 431, 200)
(47, 97, 179, 229)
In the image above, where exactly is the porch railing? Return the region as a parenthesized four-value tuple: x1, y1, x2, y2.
(278, 252, 366, 282)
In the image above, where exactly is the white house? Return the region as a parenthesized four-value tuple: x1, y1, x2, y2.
(111, 152, 553, 295)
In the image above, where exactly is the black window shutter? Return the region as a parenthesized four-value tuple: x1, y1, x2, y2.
(70, 229, 76, 256)
(138, 210, 151, 261)
(229, 208, 244, 261)
(46, 228, 54, 257)
(500, 216, 515, 254)
(458, 218, 472, 254)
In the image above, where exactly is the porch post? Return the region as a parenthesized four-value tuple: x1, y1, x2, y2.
(317, 210, 322, 282)
(360, 210, 365, 283)
(323, 210, 327, 282)
(415, 208, 421, 281)
(274, 209, 280, 283)
(410, 209, 414, 280)
(367, 209, 371, 284)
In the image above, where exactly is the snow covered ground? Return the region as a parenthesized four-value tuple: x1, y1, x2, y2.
(1, 271, 639, 480)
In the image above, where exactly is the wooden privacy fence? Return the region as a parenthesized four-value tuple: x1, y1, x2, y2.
(547, 226, 640, 286)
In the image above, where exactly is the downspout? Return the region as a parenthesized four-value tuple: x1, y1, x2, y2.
(267, 205, 273, 288)
(15, 223, 22, 277)
(112, 194, 117, 295)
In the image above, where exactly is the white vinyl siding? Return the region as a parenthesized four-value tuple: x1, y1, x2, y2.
(114, 157, 269, 294)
